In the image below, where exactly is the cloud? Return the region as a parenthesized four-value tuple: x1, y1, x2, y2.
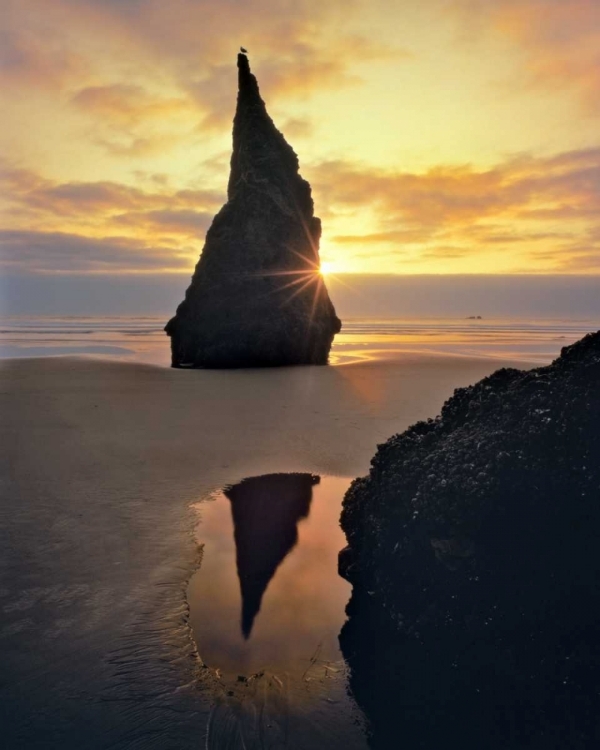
(132, 171, 170, 186)
(254, 35, 406, 97)
(523, 223, 600, 272)
(114, 209, 212, 236)
(186, 63, 239, 131)
(311, 148, 600, 231)
(94, 135, 182, 159)
(71, 84, 192, 125)
(418, 246, 473, 260)
(0, 230, 191, 273)
(2, 144, 598, 276)
(0, 169, 146, 216)
(0, 27, 86, 89)
(451, 0, 600, 115)
(186, 33, 407, 131)
(70, 84, 199, 157)
(279, 118, 313, 140)
(310, 147, 600, 271)
(0, 165, 223, 220)
(332, 230, 435, 244)
(28, 181, 162, 215)
(0, 163, 222, 270)
(2, 0, 410, 139)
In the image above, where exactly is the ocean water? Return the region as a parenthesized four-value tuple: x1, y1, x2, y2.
(1, 315, 598, 367)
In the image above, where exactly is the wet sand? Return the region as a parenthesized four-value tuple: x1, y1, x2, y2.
(0, 354, 532, 748)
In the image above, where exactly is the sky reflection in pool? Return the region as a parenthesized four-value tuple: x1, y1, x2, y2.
(188, 474, 352, 677)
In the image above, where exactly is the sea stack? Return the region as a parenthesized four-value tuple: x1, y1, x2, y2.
(165, 52, 341, 368)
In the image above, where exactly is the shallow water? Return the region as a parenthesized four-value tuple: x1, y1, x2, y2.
(189, 474, 352, 674)
(2, 315, 598, 366)
(188, 473, 369, 748)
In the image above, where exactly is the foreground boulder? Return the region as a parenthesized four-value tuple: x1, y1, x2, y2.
(340, 332, 600, 749)
(165, 53, 341, 368)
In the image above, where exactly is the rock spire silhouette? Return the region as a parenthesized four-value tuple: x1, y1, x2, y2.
(165, 53, 341, 367)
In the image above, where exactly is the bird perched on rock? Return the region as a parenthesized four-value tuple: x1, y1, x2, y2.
(240, 46, 248, 53)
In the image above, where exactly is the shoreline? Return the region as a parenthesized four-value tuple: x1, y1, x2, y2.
(0, 347, 544, 368)
(2, 315, 596, 370)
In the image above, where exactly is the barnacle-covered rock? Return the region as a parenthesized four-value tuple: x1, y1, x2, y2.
(340, 331, 600, 749)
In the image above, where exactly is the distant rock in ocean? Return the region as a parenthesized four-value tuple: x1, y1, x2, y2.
(165, 53, 341, 368)
(339, 331, 600, 748)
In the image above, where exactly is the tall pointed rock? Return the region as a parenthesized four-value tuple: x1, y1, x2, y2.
(165, 53, 341, 368)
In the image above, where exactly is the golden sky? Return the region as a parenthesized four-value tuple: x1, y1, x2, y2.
(1, 0, 599, 279)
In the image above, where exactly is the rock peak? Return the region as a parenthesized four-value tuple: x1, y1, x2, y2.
(228, 52, 299, 200)
(236, 51, 254, 92)
(165, 54, 341, 368)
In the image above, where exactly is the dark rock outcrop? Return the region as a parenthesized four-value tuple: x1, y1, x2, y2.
(225, 473, 318, 638)
(165, 53, 341, 368)
(339, 332, 600, 749)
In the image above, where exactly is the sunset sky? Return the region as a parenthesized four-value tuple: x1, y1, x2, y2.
(1, 0, 599, 305)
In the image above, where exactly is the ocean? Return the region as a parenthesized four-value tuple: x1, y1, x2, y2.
(1, 315, 598, 367)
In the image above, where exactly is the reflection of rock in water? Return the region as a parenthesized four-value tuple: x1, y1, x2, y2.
(225, 473, 319, 638)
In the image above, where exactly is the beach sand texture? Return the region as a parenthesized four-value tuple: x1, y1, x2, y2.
(1, 354, 529, 748)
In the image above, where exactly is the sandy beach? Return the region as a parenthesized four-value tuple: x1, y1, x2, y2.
(1, 353, 533, 747)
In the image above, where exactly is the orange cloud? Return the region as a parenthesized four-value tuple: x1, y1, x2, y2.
(255, 35, 408, 96)
(311, 148, 600, 230)
(114, 209, 212, 237)
(1, 143, 598, 276)
(70, 84, 200, 157)
(0, 165, 222, 219)
(186, 33, 407, 131)
(2, 0, 409, 143)
(0, 163, 222, 271)
(94, 134, 188, 159)
(0, 27, 87, 89)
(332, 230, 435, 244)
(71, 84, 192, 125)
(311, 148, 600, 271)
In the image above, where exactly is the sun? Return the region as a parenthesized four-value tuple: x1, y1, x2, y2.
(319, 261, 334, 276)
